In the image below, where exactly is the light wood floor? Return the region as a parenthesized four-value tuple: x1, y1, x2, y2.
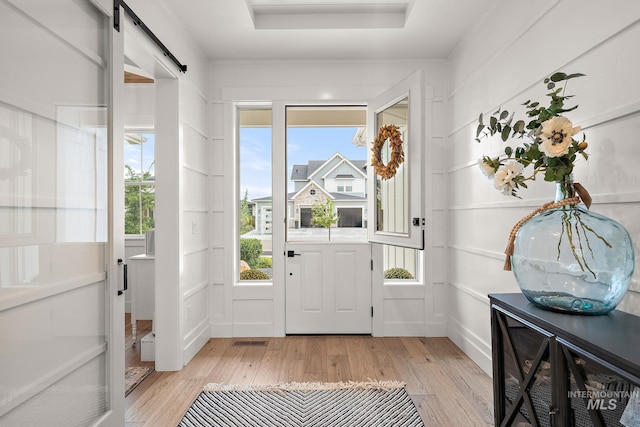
(125, 316, 494, 426)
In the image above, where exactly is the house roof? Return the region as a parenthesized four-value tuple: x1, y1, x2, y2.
(290, 165, 309, 180)
(290, 156, 366, 180)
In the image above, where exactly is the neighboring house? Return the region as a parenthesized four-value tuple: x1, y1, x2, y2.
(252, 152, 368, 234)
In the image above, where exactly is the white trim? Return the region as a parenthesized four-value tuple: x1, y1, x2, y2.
(290, 180, 334, 201)
(320, 157, 367, 180)
(307, 152, 345, 180)
(447, 316, 493, 376)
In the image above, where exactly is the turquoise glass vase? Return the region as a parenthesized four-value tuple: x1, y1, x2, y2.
(511, 180, 635, 315)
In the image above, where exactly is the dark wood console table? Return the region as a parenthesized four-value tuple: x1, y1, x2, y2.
(490, 293, 640, 427)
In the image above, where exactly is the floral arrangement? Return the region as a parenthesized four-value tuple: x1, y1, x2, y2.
(475, 72, 588, 196)
(371, 125, 404, 180)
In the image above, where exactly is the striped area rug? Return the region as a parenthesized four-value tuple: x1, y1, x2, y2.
(179, 380, 424, 427)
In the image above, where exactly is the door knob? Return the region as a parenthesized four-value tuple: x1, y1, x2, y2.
(287, 250, 301, 257)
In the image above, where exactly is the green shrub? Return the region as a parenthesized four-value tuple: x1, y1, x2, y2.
(383, 267, 415, 280)
(255, 256, 272, 268)
(240, 269, 270, 281)
(240, 238, 263, 268)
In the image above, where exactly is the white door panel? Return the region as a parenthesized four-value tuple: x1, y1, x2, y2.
(286, 243, 371, 334)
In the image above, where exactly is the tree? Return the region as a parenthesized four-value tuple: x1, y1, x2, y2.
(124, 164, 155, 234)
(311, 198, 339, 241)
(239, 189, 254, 235)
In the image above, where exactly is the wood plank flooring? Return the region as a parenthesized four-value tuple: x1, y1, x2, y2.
(125, 317, 494, 426)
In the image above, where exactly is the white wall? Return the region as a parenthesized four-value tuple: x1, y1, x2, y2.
(208, 60, 448, 337)
(124, 0, 210, 369)
(447, 0, 640, 374)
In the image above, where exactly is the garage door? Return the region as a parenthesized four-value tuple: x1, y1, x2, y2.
(338, 208, 362, 227)
(300, 208, 313, 227)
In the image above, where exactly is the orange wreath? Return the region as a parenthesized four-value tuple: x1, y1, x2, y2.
(371, 125, 404, 180)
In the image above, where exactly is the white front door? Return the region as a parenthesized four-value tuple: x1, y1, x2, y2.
(285, 243, 372, 334)
(280, 105, 372, 335)
(0, 2, 124, 425)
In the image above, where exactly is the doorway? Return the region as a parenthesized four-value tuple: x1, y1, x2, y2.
(122, 14, 182, 373)
(283, 106, 372, 334)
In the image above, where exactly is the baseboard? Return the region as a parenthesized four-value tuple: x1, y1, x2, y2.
(183, 320, 210, 365)
(210, 321, 233, 338)
(232, 322, 274, 337)
(447, 317, 492, 376)
(383, 322, 425, 337)
(425, 320, 448, 337)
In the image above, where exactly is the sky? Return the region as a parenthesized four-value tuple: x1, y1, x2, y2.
(240, 126, 368, 200)
(123, 128, 367, 199)
(124, 132, 155, 179)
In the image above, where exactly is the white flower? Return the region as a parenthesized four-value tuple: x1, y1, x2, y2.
(478, 159, 495, 178)
(539, 116, 581, 158)
(494, 161, 524, 195)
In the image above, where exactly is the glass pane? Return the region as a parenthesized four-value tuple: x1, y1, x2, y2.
(374, 97, 408, 235)
(239, 108, 272, 281)
(498, 313, 551, 426)
(383, 246, 419, 281)
(286, 106, 367, 243)
(565, 346, 639, 426)
(125, 131, 155, 182)
(124, 132, 154, 235)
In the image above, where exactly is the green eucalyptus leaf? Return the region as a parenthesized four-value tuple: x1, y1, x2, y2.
(478, 113, 484, 126)
(505, 146, 512, 156)
(547, 82, 556, 90)
(502, 125, 511, 141)
(558, 104, 579, 113)
(550, 72, 568, 82)
(500, 110, 509, 120)
(566, 73, 586, 80)
(490, 116, 497, 128)
(514, 120, 525, 133)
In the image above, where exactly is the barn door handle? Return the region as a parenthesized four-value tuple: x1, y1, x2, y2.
(287, 250, 301, 257)
(117, 258, 128, 295)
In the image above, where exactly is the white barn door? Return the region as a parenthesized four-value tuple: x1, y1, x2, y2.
(0, 1, 123, 425)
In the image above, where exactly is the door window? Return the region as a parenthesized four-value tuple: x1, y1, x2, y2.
(286, 106, 368, 242)
(367, 70, 424, 249)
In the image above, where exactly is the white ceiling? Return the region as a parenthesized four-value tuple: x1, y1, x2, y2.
(162, 0, 496, 61)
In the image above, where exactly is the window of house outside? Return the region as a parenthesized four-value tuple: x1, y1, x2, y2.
(124, 131, 155, 235)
